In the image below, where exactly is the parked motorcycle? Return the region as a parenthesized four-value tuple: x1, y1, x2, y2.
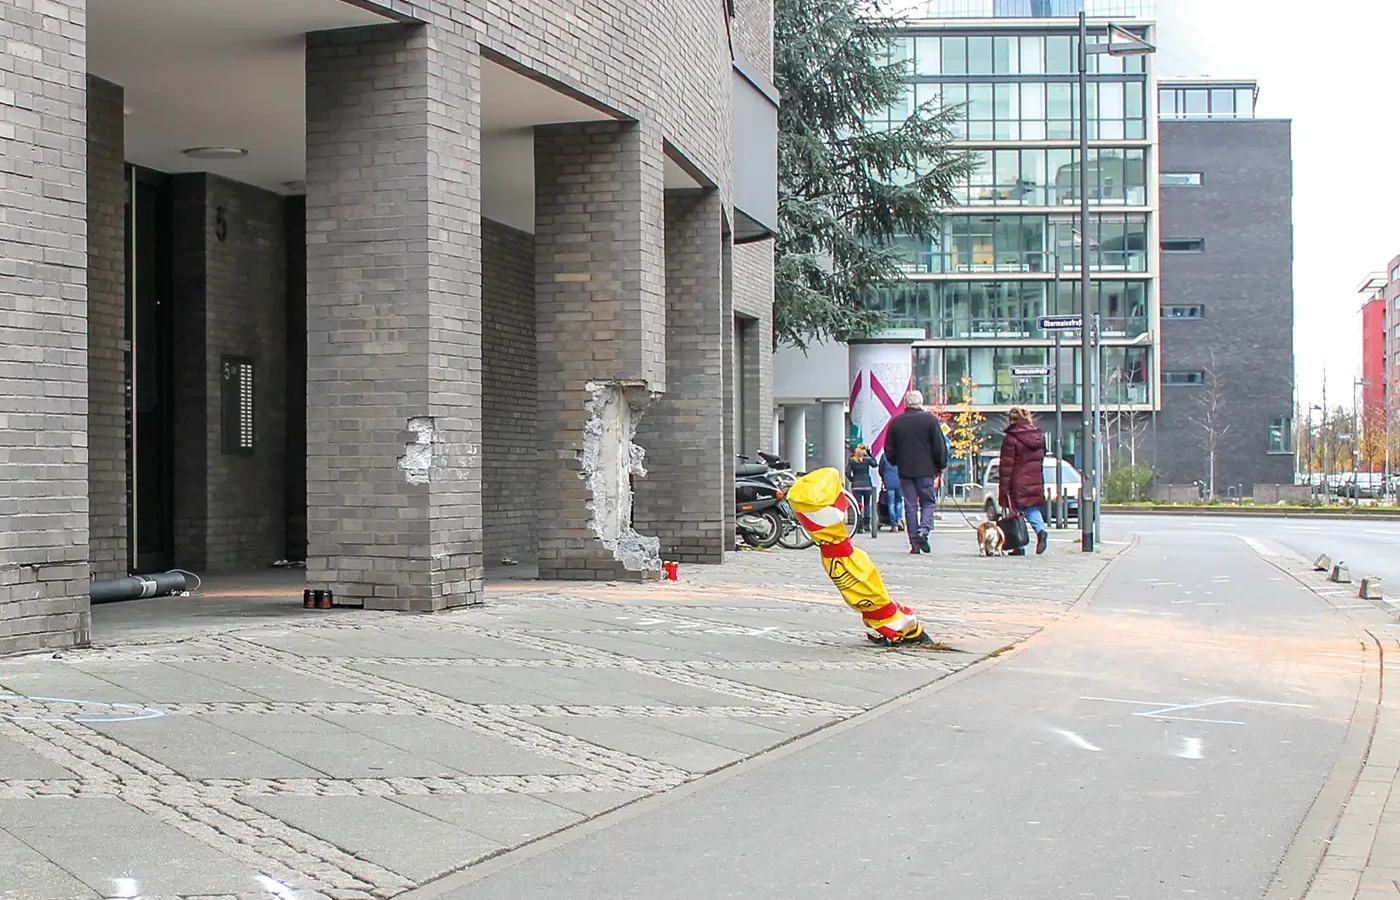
(738, 451, 799, 490)
(735, 475, 788, 549)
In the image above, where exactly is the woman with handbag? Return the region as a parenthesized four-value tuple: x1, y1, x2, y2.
(998, 407, 1049, 556)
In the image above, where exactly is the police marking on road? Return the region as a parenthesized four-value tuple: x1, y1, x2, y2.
(1081, 696, 1309, 726)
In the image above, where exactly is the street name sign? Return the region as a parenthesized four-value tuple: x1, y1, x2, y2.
(1038, 315, 1083, 330)
(1010, 366, 1052, 378)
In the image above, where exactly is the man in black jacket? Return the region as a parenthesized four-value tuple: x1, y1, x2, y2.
(883, 390, 948, 554)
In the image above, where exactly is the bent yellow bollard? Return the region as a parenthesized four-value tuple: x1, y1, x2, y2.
(787, 467, 932, 646)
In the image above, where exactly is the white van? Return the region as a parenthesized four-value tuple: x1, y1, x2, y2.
(982, 456, 1082, 519)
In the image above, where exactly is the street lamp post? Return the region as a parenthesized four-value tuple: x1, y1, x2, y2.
(1076, 12, 1155, 553)
(1053, 236, 1065, 529)
(1355, 378, 1371, 507)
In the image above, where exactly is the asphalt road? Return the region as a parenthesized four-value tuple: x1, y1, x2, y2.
(1106, 513, 1400, 590)
(424, 520, 1364, 899)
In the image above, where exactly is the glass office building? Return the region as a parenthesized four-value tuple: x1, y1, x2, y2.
(871, 13, 1160, 449)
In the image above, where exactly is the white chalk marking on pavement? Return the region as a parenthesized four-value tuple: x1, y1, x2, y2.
(0, 693, 166, 724)
(1239, 536, 1277, 557)
(1365, 528, 1400, 535)
(1053, 728, 1102, 752)
(1177, 737, 1204, 759)
(112, 878, 139, 899)
(1081, 696, 1309, 726)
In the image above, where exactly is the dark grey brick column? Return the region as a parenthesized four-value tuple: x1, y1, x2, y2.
(634, 190, 727, 563)
(0, 0, 90, 655)
(534, 122, 666, 580)
(87, 76, 127, 580)
(305, 23, 483, 611)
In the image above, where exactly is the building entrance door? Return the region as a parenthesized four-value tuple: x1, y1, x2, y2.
(125, 166, 175, 572)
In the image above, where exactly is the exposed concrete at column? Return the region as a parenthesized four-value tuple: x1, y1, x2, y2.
(634, 190, 727, 564)
(305, 23, 483, 610)
(87, 76, 127, 580)
(170, 174, 288, 574)
(0, 0, 90, 655)
(535, 122, 666, 579)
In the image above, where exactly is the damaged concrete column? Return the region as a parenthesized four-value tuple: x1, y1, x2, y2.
(535, 122, 666, 579)
(304, 23, 483, 610)
(633, 190, 729, 563)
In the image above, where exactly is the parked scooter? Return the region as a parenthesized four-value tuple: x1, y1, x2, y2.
(738, 451, 799, 490)
(735, 474, 789, 549)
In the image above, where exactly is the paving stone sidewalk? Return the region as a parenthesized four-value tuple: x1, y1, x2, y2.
(0, 529, 1118, 900)
(1286, 561, 1400, 900)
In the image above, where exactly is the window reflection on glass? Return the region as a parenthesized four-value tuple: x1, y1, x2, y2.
(1045, 35, 1073, 74)
(942, 36, 967, 74)
(1268, 417, 1292, 454)
(1210, 88, 1234, 116)
(994, 36, 1017, 73)
(1236, 88, 1254, 117)
(1020, 35, 1044, 74)
(968, 36, 994, 75)
(1183, 89, 1209, 116)
(915, 37, 941, 76)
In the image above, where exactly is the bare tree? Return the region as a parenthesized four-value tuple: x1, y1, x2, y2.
(1188, 355, 1231, 499)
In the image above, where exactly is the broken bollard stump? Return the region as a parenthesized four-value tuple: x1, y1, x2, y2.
(1330, 563, 1352, 584)
(1313, 553, 1332, 572)
(1360, 577, 1384, 600)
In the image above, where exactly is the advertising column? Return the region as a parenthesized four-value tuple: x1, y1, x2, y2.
(847, 334, 916, 458)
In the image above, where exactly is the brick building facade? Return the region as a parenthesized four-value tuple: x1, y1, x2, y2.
(0, 0, 778, 654)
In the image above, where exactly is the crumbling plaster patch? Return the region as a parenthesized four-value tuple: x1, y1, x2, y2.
(581, 381, 661, 572)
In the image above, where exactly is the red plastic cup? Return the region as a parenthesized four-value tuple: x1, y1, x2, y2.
(662, 561, 679, 581)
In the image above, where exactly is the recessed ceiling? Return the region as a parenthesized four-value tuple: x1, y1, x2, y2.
(88, 0, 695, 232)
(88, 0, 392, 192)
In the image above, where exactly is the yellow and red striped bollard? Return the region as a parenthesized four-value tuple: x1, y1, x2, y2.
(786, 468, 931, 645)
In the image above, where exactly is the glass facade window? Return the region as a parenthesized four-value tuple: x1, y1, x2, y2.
(912, 345, 1149, 407)
(959, 148, 1147, 207)
(869, 278, 1148, 340)
(897, 213, 1148, 274)
(1164, 304, 1204, 319)
(941, 77, 1146, 141)
(1163, 371, 1205, 386)
(1159, 84, 1258, 119)
(1267, 417, 1293, 454)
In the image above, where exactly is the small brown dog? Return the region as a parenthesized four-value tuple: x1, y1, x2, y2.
(977, 519, 1006, 557)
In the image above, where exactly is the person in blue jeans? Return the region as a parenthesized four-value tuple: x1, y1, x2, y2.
(847, 443, 878, 531)
(998, 406, 1049, 555)
(878, 451, 904, 531)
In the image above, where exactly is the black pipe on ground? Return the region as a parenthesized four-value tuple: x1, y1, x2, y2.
(90, 572, 188, 605)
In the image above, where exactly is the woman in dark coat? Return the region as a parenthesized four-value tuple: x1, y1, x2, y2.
(998, 407, 1049, 555)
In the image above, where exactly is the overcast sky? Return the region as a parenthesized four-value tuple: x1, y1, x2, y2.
(1154, 0, 1389, 411)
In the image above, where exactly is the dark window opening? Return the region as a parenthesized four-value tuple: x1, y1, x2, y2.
(1161, 172, 1203, 187)
(1164, 304, 1205, 319)
(1163, 371, 1205, 386)
(1162, 238, 1205, 253)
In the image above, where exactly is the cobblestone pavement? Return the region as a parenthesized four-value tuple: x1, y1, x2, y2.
(1271, 556, 1400, 900)
(0, 528, 1118, 900)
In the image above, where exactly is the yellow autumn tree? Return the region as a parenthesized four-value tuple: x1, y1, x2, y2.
(948, 376, 985, 478)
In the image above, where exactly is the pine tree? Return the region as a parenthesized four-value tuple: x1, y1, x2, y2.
(773, 0, 975, 349)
